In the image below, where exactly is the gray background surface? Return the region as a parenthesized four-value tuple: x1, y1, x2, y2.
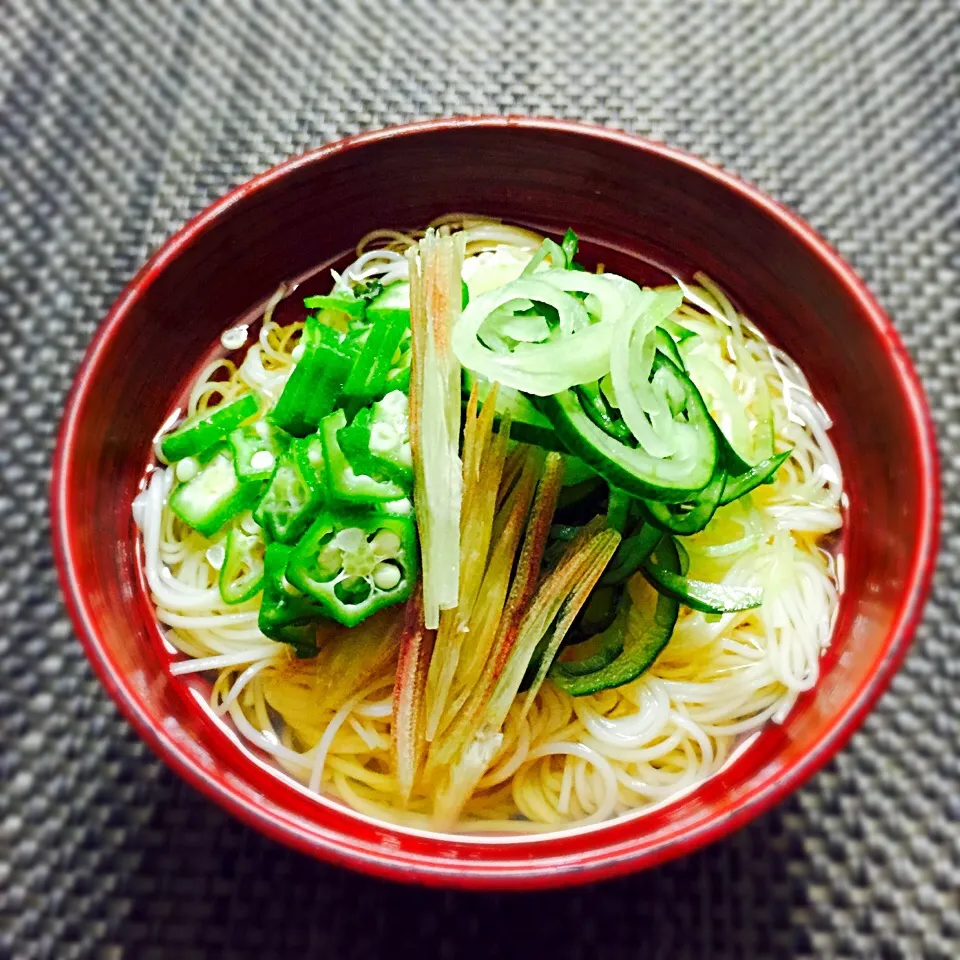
(1, 1, 958, 957)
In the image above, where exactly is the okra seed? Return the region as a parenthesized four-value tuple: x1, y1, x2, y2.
(291, 343, 305, 362)
(205, 544, 225, 570)
(369, 529, 401, 557)
(175, 457, 200, 482)
(381, 390, 408, 415)
(250, 450, 276, 472)
(372, 562, 402, 590)
(316, 544, 343, 578)
(370, 422, 397, 453)
(335, 528, 366, 551)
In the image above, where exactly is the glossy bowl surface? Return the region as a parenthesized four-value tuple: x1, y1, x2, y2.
(52, 117, 939, 889)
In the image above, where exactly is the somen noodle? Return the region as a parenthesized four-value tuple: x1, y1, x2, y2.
(135, 216, 842, 833)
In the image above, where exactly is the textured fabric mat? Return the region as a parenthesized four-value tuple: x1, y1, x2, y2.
(1, 1, 958, 957)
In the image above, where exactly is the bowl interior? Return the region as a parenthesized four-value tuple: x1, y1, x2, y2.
(54, 119, 937, 887)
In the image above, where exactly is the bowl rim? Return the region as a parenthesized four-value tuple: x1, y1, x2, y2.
(50, 115, 940, 889)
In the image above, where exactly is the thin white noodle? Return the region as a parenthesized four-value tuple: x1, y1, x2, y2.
(215, 658, 280, 716)
(169, 645, 280, 676)
(525, 742, 619, 823)
(141, 227, 842, 833)
(226, 700, 312, 768)
(308, 693, 364, 793)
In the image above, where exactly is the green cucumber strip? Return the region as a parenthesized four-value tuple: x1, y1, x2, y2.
(560, 228, 579, 266)
(556, 476, 604, 510)
(601, 524, 662, 585)
(552, 603, 628, 678)
(641, 469, 727, 535)
(661, 316, 697, 342)
(525, 589, 626, 692)
(720, 450, 791, 505)
(550, 537, 680, 695)
(713, 420, 753, 476)
(575, 380, 635, 443)
(561, 455, 597, 486)
(606, 487, 632, 534)
(535, 357, 718, 503)
(653, 327, 685, 370)
(642, 549, 762, 614)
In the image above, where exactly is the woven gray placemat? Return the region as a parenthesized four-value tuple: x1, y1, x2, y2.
(1, 1, 958, 957)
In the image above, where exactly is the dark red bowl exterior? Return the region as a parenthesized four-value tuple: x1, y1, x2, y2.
(51, 117, 939, 889)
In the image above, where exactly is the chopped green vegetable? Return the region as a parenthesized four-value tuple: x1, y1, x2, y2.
(601, 523, 662, 584)
(643, 546, 763, 614)
(321, 409, 406, 503)
(337, 390, 412, 488)
(302, 292, 366, 319)
(720, 450, 792, 505)
(257, 542, 325, 655)
(271, 319, 352, 437)
(654, 327, 685, 370)
(253, 437, 326, 543)
(168, 448, 262, 538)
(578, 584, 619, 634)
(161, 393, 259, 463)
(366, 281, 410, 318)
(218, 514, 266, 604)
(342, 308, 409, 400)
(661, 316, 697, 342)
(228, 418, 291, 482)
(713, 419, 754, 476)
(553, 598, 630, 678)
(551, 537, 681, 695)
(535, 355, 718, 503)
(561, 455, 597, 486)
(641, 468, 727, 534)
(353, 279, 385, 303)
(286, 507, 418, 627)
(606, 487, 632, 534)
(575, 379, 634, 443)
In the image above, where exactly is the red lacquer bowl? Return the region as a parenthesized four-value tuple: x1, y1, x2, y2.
(51, 117, 939, 889)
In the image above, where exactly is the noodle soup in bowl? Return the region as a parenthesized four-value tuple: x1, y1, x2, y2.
(52, 118, 938, 888)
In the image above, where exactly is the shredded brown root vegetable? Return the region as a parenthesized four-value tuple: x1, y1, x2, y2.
(392, 586, 433, 802)
(407, 230, 464, 629)
(431, 522, 621, 826)
(423, 383, 509, 741)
